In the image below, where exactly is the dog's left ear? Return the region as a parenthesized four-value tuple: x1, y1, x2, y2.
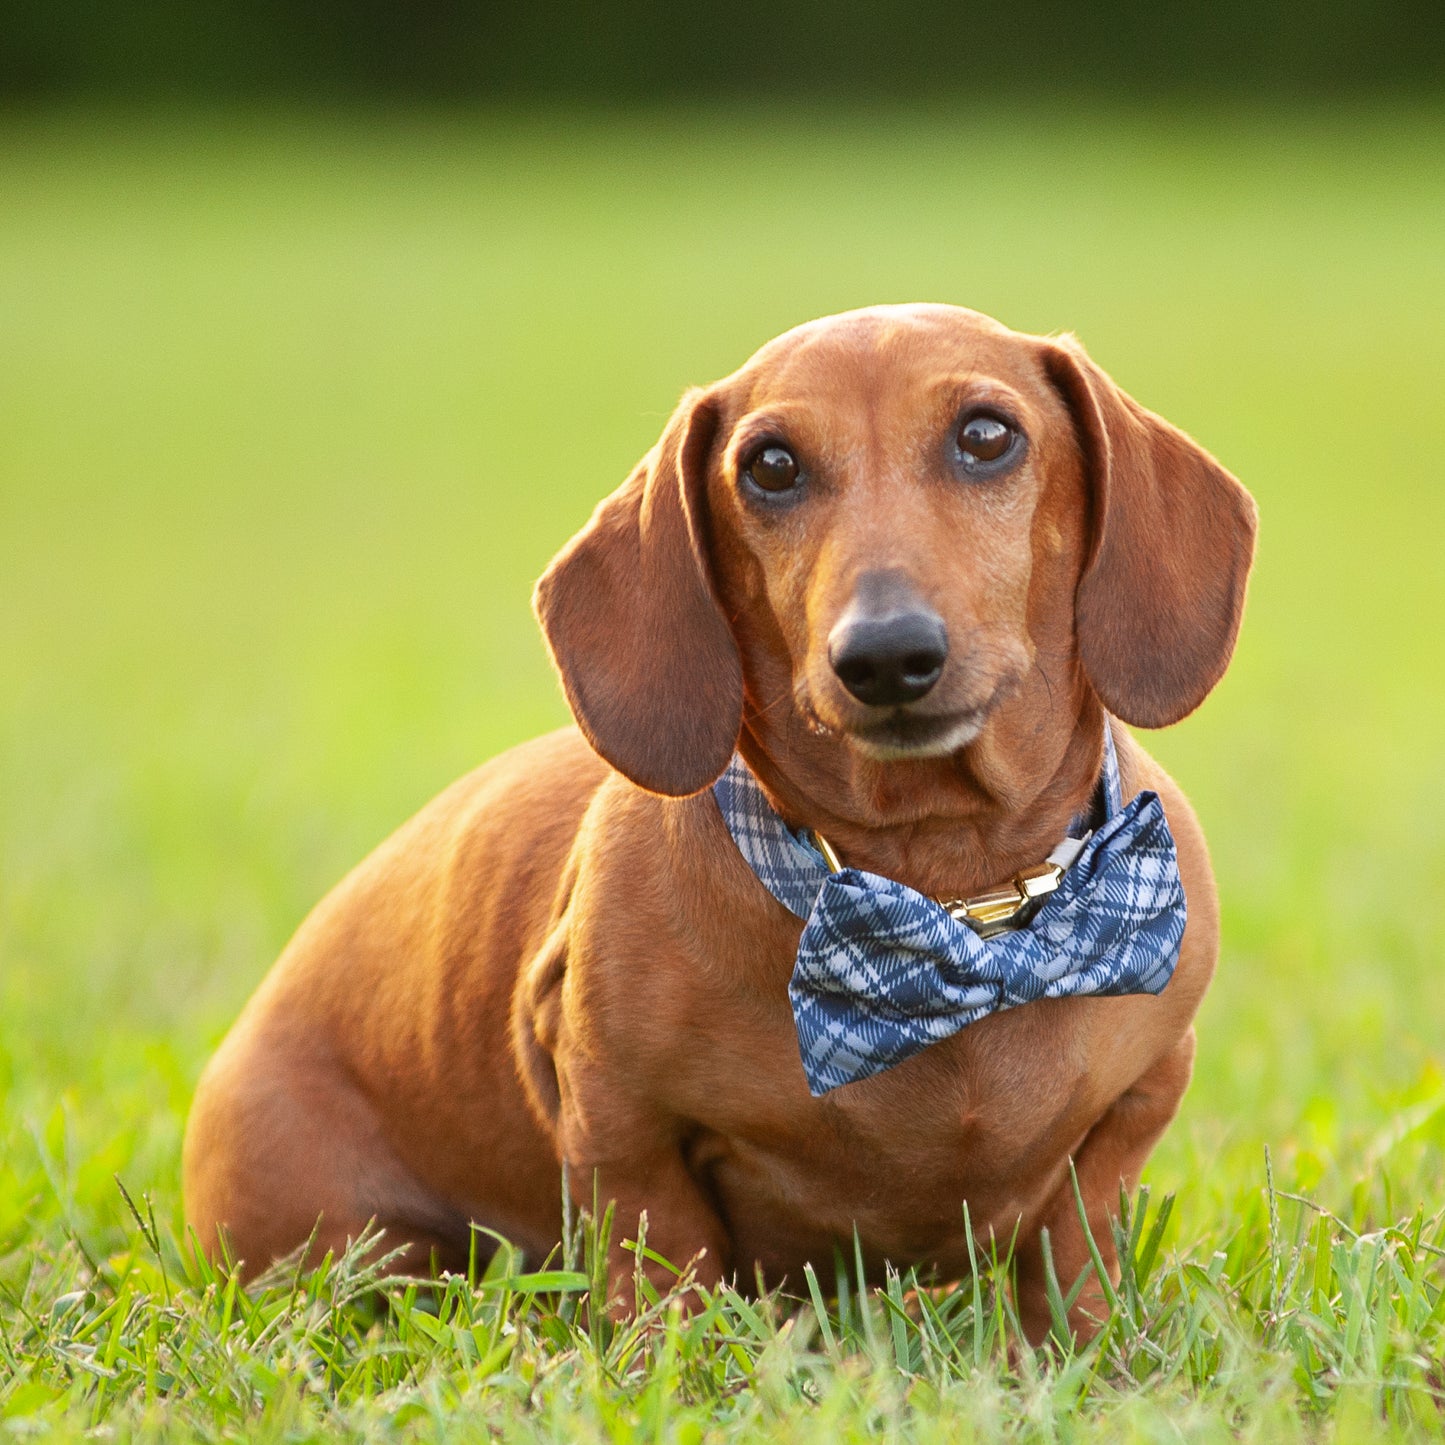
(533, 387, 743, 797)
(1043, 336, 1258, 728)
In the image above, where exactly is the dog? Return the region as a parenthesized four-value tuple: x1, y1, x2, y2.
(184, 303, 1256, 1341)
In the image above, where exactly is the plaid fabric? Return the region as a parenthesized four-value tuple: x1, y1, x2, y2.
(712, 725, 1186, 1096)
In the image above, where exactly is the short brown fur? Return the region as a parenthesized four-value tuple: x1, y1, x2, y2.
(185, 305, 1256, 1340)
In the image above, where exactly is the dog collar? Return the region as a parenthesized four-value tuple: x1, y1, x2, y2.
(712, 724, 1187, 1095)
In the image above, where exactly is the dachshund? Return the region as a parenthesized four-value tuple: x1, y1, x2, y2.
(184, 304, 1256, 1340)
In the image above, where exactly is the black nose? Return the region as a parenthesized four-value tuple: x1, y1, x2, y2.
(829, 608, 948, 706)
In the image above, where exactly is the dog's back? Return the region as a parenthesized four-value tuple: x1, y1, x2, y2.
(183, 727, 602, 1274)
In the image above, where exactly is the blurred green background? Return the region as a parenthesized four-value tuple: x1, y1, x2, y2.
(1, 99, 1443, 1265)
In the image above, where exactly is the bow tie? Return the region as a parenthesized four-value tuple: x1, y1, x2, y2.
(712, 725, 1186, 1095)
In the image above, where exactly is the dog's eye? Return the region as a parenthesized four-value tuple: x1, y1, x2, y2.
(745, 445, 800, 494)
(957, 415, 1015, 465)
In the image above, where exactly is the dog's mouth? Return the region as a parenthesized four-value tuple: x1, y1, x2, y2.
(846, 708, 988, 760)
(799, 689, 994, 760)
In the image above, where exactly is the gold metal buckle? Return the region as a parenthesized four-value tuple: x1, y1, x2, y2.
(811, 831, 845, 873)
(811, 832, 1065, 940)
(937, 862, 1065, 938)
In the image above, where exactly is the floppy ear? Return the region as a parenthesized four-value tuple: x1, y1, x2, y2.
(533, 388, 743, 796)
(1043, 336, 1258, 728)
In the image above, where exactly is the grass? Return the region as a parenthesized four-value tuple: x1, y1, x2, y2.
(2, 102, 1444, 1439)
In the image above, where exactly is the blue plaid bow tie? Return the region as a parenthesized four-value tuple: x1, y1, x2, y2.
(713, 726, 1186, 1095)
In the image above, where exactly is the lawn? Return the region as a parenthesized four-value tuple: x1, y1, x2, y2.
(2, 103, 1444, 1440)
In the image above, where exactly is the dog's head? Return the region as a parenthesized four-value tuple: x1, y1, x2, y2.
(535, 305, 1256, 813)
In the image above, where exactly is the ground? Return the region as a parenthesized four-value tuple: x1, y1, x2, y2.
(1, 103, 1443, 1440)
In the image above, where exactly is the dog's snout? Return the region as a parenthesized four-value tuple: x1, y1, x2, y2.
(828, 607, 948, 707)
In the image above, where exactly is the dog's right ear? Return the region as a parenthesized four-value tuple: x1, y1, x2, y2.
(533, 388, 743, 797)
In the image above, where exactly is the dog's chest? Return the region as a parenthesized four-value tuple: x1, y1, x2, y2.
(675, 998, 1106, 1270)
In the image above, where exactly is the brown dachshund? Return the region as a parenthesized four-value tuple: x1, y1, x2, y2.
(184, 304, 1256, 1340)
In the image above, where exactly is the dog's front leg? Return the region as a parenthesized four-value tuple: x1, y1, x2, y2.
(1012, 1029, 1196, 1345)
(556, 1056, 729, 1314)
